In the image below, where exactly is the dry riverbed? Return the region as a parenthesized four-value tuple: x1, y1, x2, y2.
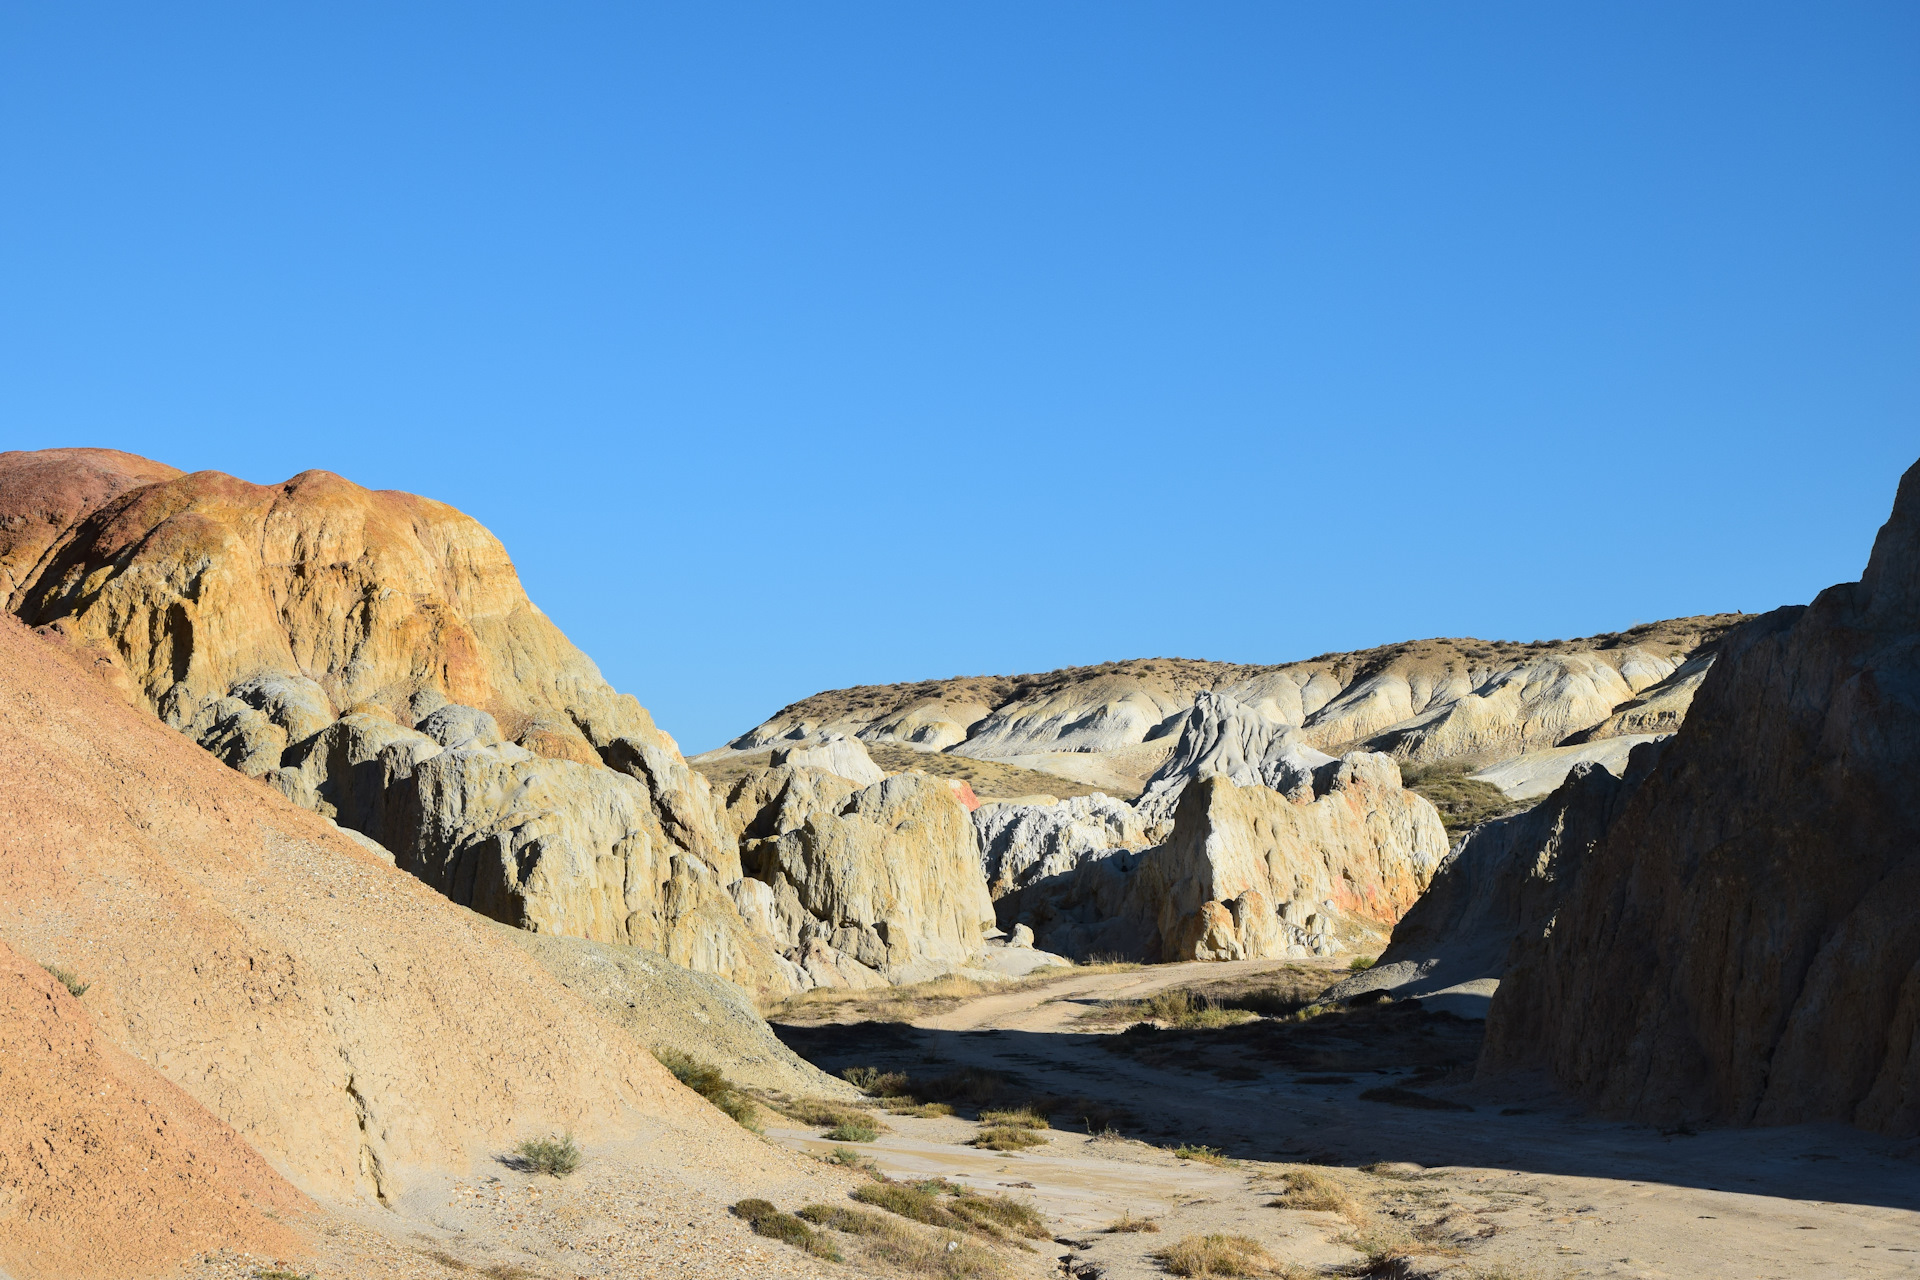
(759, 959, 1920, 1279)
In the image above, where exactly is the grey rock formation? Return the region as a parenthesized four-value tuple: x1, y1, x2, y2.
(769, 734, 886, 786)
(1483, 458, 1920, 1136)
(1135, 691, 1337, 819)
(974, 792, 1161, 898)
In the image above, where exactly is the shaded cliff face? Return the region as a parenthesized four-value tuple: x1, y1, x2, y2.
(1483, 459, 1920, 1135)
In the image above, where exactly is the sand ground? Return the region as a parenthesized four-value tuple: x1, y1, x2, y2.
(762, 960, 1920, 1279)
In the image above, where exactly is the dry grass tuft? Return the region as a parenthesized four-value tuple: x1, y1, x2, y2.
(1173, 1143, 1236, 1166)
(766, 1095, 891, 1134)
(826, 1119, 882, 1142)
(1106, 1210, 1161, 1233)
(850, 1179, 1047, 1244)
(1267, 1165, 1366, 1223)
(1152, 1233, 1279, 1277)
(972, 1125, 1048, 1152)
(978, 1107, 1048, 1130)
(40, 963, 89, 998)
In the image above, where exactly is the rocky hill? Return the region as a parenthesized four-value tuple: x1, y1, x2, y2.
(1482, 458, 1920, 1135)
(707, 614, 1746, 802)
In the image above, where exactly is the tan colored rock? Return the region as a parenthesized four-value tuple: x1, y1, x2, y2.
(1564, 650, 1716, 744)
(504, 927, 858, 1099)
(770, 733, 886, 785)
(975, 792, 1160, 898)
(1483, 458, 1920, 1136)
(0, 940, 308, 1280)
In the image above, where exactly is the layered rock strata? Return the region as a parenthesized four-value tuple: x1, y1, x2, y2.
(711, 616, 1746, 798)
(1483, 459, 1920, 1136)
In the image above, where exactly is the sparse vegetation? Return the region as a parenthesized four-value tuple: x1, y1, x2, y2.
(851, 1178, 1047, 1244)
(731, 1198, 844, 1261)
(1172, 1143, 1235, 1166)
(1152, 1233, 1278, 1277)
(972, 1125, 1047, 1151)
(1107, 1210, 1161, 1233)
(845, 1066, 912, 1096)
(1081, 987, 1256, 1029)
(1347, 955, 1376, 971)
(1398, 761, 1532, 836)
(1267, 1166, 1365, 1223)
(826, 1119, 881, 1142)
(652, 1047, 762, 1130)
(799, 1200, 1008, 1277)
(978, 1107, 1047, 1130)
(766, 965, 1131, 1024)
(1358, 1085, 1472, 1112)
(41, 963, 88, 998)
(513, 1132, 581, 1177)
(764, 1094, 891, 1134)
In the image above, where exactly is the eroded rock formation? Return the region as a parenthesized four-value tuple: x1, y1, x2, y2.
(998, 754, 1446, 962)
(0, 450, 795, 991)
(1483, 459, 1920, 1135)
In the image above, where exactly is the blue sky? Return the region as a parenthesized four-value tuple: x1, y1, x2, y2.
(3, 4, 1915, 751)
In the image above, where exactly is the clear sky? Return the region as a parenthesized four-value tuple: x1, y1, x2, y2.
(3, 4, 1915, 752)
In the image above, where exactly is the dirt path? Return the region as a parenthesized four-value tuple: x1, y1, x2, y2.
(768, 965, 1920, 1279)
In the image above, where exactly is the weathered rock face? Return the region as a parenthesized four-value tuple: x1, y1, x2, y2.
(731, 769, 997, 986)
(1325, 750, 1660, 1017)
(1135, 690, 1337, 819)
(1000, 754, 1447, 962)
(770, 734, 886, 786)
(0, 450, 791, 993)
(975, 792, 1161, 898)
(1483, 459, 1920, 1136)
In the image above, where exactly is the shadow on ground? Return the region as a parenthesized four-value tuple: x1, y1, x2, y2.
(772, 1006, 1920, 1213)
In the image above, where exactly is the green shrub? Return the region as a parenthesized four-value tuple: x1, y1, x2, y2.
(514, 1133, 580, 1177)
(1347, 955, 1376, 971)
(652, 1047, 761, 1131)
(826, 1119, 881, 1142)
(731, 1198, 843, 1261)
(41, 963, 88, 998)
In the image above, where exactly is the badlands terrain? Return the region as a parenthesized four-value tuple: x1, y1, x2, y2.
(0, 445, 1916, 1280)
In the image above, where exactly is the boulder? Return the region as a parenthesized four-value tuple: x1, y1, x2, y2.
(1482, 458, 1920, 1135)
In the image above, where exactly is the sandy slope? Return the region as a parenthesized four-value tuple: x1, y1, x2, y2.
(0, 615, 865, 1277)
